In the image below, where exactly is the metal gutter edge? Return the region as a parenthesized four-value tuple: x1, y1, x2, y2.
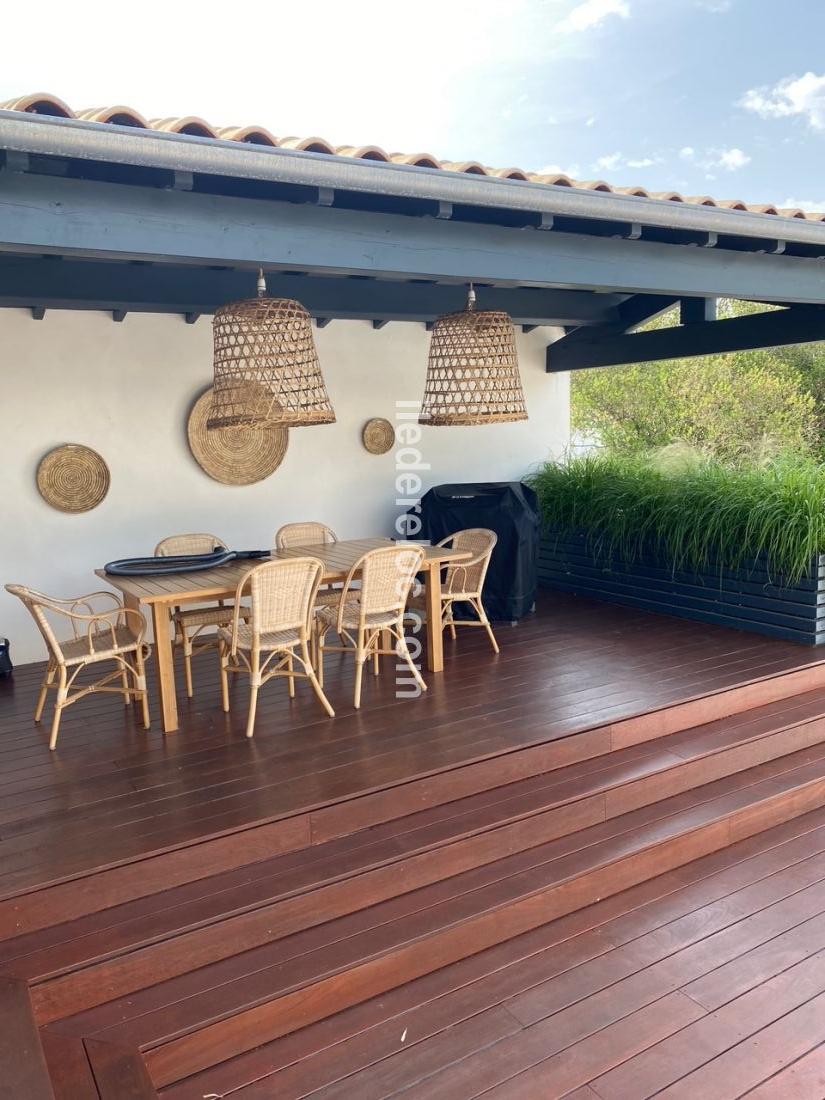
(3, 111, 825, 249)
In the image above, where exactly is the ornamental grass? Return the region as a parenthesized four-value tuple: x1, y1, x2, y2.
(528, 451, 825, 584)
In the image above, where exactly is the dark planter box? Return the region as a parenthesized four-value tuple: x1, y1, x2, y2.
(539, 530, 825, 646)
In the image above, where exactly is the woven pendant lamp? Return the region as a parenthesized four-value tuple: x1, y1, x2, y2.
(208, 271, 335, 429)
(419, 285, 527, 426)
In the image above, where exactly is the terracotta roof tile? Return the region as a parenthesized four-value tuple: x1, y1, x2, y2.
(389, 152, 443, 168)
(149, 116, 219, 138)
(278, 135, 336, 154)
(2, 92, 823, 222)
(215, 124, 278, 146)
(76, 105, 148, 127)
(1, 92, 73, 118)
(335, 144, 391, 161)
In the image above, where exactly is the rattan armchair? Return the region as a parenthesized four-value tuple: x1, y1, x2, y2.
(316, 544, 427, 709)
(219, 557, 335, 738)
(407, 529, 500, 653)
(440, 529, 500, 651)
(155, 533, 238, 698)
(5, 584, 151, 750)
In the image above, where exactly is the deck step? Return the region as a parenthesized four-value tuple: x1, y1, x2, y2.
(9, 689, 825, 1010)
(1, 651, 824, 917)
(10, 688, 825, 1021)
(43, 740, 825, 1092)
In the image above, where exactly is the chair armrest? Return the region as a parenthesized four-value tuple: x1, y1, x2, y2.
(70, 590, 127, 618)
(76, 607, 147, 654)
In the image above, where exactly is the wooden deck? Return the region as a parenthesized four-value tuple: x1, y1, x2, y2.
(3, 591, 825, 1097)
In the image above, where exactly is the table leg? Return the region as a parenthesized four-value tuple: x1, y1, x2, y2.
(425, 565, 445, 673)
(151, 602, 179, 733)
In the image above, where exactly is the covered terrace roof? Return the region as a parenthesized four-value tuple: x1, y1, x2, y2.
(1, 94, 825, 372)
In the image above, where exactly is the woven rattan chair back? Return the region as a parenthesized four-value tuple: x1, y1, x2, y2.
(154, 533, 228, 557)
(220, 556, 334, 735)
(275, 522, 338, 549)
(246, 557, 324, 636)
(153, 534, 230, 699)
(316, 544, 427, 709)
(442, 528, 498, 596)
(357, 544, 425, 618)
(5, 584, 65, 665)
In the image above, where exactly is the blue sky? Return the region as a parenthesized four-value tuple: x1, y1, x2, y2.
(3, 0, 825, 210)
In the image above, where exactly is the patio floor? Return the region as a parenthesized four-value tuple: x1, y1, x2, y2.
(3, 590, 825, 897)
(3, 591, 825, 1097)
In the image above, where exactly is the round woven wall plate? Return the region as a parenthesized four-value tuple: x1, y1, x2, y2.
(362, 417, 395, 455)
(188, 385, 288, 485)
(37, 444, 110, 513)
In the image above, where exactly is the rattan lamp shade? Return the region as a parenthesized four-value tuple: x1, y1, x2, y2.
(208, 296, 335, 429)
(419, 304, 528, 426)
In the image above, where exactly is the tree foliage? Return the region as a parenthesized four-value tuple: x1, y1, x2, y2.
(571, 299, 824, 462)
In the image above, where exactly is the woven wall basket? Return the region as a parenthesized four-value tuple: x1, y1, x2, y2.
(187, 385, 288, 485)
(362, 417, 395, 455)
(37, 444, 111, 513)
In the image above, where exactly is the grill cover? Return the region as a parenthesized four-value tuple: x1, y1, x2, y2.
(413, 482, 540, 621)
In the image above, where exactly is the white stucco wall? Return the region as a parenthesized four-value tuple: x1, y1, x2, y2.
(1, 309, 569, 664)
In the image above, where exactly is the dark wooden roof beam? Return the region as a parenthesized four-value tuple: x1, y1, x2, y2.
(0, 255, 623, 326)
(547, 305, 825, 372)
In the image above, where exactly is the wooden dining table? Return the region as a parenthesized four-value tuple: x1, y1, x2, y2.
(97, 537, 471, 733)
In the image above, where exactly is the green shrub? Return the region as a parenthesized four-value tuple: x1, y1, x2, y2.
(527, 452, 825, 583)
(570, 300, 820, 461)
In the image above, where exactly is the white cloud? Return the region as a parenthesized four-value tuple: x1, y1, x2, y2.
(697, 0, 732, 11)
(594, 151, 623, 172)
(592, 151, 661, 173)
(783, 197, 825, 212)
(674, 145, 748, 172)
(585, 116, 597, 127)
(557, 0, 630, 34)
(534, 163, 581, 178)
(713, 146, 750, 170)
(739, 72, 825, 130)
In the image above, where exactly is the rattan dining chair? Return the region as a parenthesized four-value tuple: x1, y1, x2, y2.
(5, 584, 151, 750)
(274, 522, 338, 549)
(275, 521, 343, 622)
(219, 557, 335, 738)
(155, 533, 238, 698)
(316, 544, 427, 709)
(432, 528, 500, 652)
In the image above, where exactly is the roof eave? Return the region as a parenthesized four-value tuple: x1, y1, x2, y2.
(2, 110, 825, 249)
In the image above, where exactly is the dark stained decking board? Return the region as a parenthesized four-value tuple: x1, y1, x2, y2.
(3, 591, 825, 897)
(2, 592, 825, 1096)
